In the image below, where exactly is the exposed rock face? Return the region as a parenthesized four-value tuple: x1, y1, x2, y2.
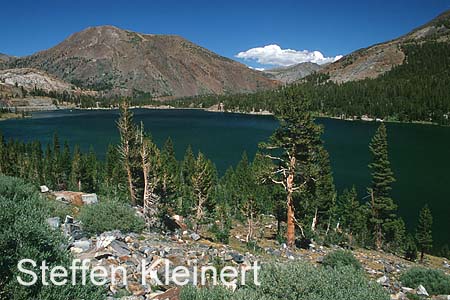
(0, 68, 96, 95)
(319, 10, 450, 83)
(263, 62, 322, 83)
(6, 26, 278, 98)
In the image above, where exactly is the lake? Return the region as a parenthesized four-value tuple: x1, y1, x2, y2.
(0, 109, 449, 248)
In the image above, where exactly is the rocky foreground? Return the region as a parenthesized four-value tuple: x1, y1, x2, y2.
(46, 215, 450, 300)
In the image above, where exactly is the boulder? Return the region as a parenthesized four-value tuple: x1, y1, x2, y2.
(109, 240, 131, 256)
(73, 239, 91, 252)
(377, 275, 390, 286)
(46, 217, 60, 230)
(189, 233, 201, 241)
(417, 285, 429, 297)
(81, 193, 98, 205)
(231, 253, 244, 264)
(40, 185, 49, 193)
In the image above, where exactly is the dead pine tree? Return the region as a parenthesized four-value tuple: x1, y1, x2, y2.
(260, 90, 323, 248)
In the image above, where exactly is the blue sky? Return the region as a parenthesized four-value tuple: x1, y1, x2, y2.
(1, 0, 449, 69)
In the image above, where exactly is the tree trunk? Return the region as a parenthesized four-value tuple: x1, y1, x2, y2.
(195, 195, 204, 233)
(286, 155, 296, 248)
(286, 191, 295, 247)
(125, 162, 136, 205)
(311, 208, 318, 232)
(371, 189, 382, 250)
(246, 209, 254, 243)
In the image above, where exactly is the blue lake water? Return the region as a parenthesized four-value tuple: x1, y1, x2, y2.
(1, 109, 449, 247)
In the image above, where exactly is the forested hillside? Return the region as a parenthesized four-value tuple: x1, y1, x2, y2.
(169, 41, 450, 125)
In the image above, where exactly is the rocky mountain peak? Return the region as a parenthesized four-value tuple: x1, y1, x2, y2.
(3, 26, 278, 98)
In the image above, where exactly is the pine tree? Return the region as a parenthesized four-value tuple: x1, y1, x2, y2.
(0, 131, 5, 174)
(234, 152, 251, 216)
(30, 141, 43, 184)
(52, 133, 64, 188)
(139, 128, 162, 228)
(181, 145, 195, 186)
(179, 145, 196, 214)
(117, 100, 140, 204)
(416, 204, 433, 262)
(60, 141, 71, 188)
(404, 234, 418, 261)
(368, 123, 397, 250)
(260, 89, 323, 247)
(160, 137, 179, 203)
(309, 147, 337, 233)
(235, 152, 261, 242)
(105, 144, 123, 189)
(82, 147, 98, 193)
(70, 145, 83, 191)
(191, 151, 216, 233)
(43, 144, 54, 188)
(338, 187, 360, 242)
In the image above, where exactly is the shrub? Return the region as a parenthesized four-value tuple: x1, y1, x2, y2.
(400, 267, 450, 295)
(79, 199, 145, 234)
(0, 176, 104, 299)
(180, 261, 389, 300)
(210, 222, 230, 244)
(322, 250, 362, 270)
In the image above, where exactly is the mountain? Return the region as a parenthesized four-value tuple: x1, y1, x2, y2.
(0, 53, 10, 62)
(5, 26, 278, 98)
(319, 10, 450, 83)
(263, 62, 322, 83)
(0, 54, 13, 68)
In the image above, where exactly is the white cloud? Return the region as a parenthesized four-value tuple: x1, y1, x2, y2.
(236, 44, 343, 67)
(248, 66, 266, 71)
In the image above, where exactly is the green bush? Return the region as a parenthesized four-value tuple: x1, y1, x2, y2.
(322, 250, 362, 270)
(0, 175, 104, 299)
(400, 267, 450, 295)
(180, 261, 389, 300)
(79, 199, 145, 234)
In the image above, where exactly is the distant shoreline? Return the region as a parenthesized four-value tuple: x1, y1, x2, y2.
(1, 104, 441, 126)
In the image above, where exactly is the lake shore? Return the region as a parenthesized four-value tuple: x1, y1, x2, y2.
(2, 101, 441, 126)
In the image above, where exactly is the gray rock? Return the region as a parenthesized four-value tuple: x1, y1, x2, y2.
(444, 261, 450, 269)
(73, 240, 91, 251)
(64, 215, 74, 224)
(401, 287, 414, 294)
(384, 264, 395, 273)
(81, 193, 98, 205)
(40, 185, 49, 193)
(224, 254, 233, 261)
(377, 275, 389, 286)
(417, 284, 429, 297)
(190, 233, 201, 241)
(110, 240, 131, 256)
(46, 217, 60, 230)
(231, 253, 244, 264)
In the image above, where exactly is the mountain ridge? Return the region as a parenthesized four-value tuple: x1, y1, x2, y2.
(317, 9, 450, 83)
(3, 25, 278, 98)
(263, 62, 322, 83)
